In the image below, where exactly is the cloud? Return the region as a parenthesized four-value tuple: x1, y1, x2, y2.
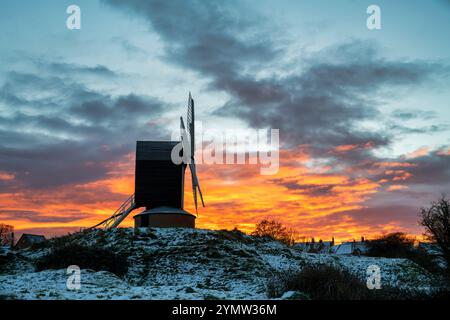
(288, 183, 335, 197)
(391, 109, 436, 121)
(104, 0, 446, 153)
(211, 42, 442, 151)
(403, 151, 450, 186)
(0, 68, 169, 189)
(0, 210, 86, 223)
(38, 61, 117, 78)
(299, 204, 424, 238)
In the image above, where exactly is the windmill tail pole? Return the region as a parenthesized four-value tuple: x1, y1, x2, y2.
(89, 194, 136, 229)
(109, 204, 137, 229)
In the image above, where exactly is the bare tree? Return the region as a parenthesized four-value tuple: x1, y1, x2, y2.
(420, 195, 450, 270)
(252, 219, 295, 246)
(0, 223, 14, 246)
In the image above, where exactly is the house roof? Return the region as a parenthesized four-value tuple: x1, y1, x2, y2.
(17, 234, 46, 243)
(334, 243, 353, 254)
(294, 241, 333, 253)
(331, 241, 368, 254)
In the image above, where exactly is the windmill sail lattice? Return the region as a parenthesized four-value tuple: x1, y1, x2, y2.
(184, 93, 205, 212)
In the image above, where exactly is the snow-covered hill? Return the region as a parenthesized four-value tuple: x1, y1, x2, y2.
(0, 228, 442, 299)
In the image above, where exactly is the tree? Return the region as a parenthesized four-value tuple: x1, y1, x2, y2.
(252, 219, 295, 246)
(366, 232, 414, 258)
(420, 195, 450, 270)
(0, 224, 14, 246)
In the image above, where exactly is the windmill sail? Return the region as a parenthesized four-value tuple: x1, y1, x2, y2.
(187, 92, 195, 158)
(184, 93, 205, 212)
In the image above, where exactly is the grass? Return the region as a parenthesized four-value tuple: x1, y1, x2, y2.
(216, 228, 253, 244)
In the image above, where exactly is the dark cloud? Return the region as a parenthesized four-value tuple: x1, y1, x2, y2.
(211, 45, 441, 152)
(0, 141, 127, 188)
(364, 151, 450, 189)
(39, 61, 117, 77)
(272, 179, 335, 197)
(0, 69, 169, 189)
(104, 0, 279, 84)
(405, 152, 450, 186)
(0, 210, 86, 223)
(391, 109, 436, 121)
(300, 204, 423, 237)
(388, 123, 446, 135)
(71, 93, 164, 125)
(344, 205, 421, 226)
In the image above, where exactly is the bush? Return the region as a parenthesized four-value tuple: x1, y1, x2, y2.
(36, 244, 129, 277)
(0, 253, 14, 273)
(268, 265, 373, 300)
(252, 219, 295, 246)
(366, 232, 414, 258)
(266, 264, 434, 300)
(366, 232, 440, 274)
(407, 248, 442, 274)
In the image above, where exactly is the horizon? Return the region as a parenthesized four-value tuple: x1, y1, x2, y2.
(0, 0, 449, 243)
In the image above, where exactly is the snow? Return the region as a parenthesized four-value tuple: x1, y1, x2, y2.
(280, 291, 298, 299)
(0, 227, 443, 299)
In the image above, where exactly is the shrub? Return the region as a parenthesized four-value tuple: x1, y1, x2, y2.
(0, 253, 15, 273)
(252, 219, 295, 246)
(366, 232, 414, 258)
(407, 248, 442, 274)
(266, 264, 429, 300)
(36, 244, 129, 277)
(268, 265, 373, 300)
(366, 232, 440, 274)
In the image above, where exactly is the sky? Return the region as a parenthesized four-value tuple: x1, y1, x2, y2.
(0, 0, 449, 242)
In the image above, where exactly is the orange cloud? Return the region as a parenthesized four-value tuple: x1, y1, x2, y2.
(375, 161, 416, 168)
(406, 147, 430, 159)
(0, 172, 15, 181)
(334, 144, 359, 152)
(0, 146, 426, 243)
(387, 185, 408, 191)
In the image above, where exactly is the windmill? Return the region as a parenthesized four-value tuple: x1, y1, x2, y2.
(91, 93, 205, 229)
